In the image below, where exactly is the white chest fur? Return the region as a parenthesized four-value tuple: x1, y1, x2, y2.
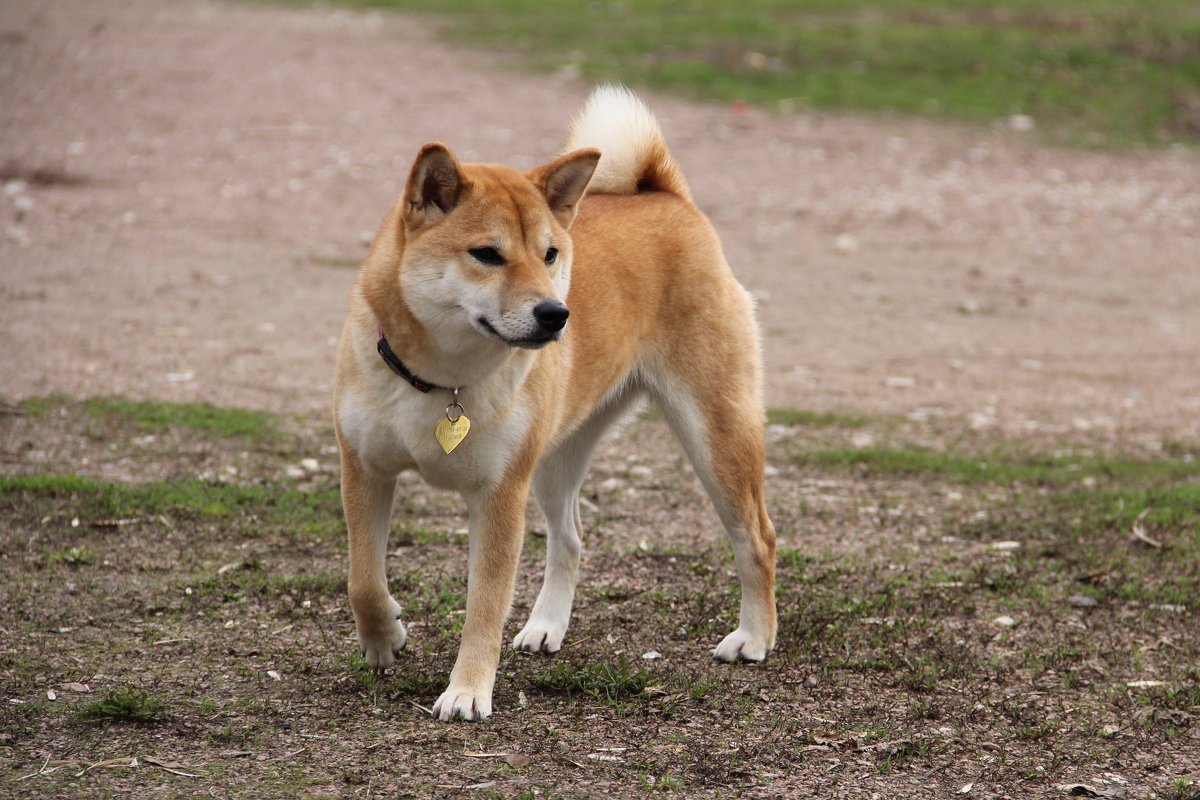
(337, 361, 533, 494)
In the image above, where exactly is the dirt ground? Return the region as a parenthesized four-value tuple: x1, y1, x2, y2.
(2, 0, 1198, 440)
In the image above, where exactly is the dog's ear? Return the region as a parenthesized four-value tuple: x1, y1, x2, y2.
(531, 148, 600, 228)
(404, 143, 465, 229)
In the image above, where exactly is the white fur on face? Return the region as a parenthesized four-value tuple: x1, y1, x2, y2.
(401, 228, 570, 351)
(400, 255, 487, 343)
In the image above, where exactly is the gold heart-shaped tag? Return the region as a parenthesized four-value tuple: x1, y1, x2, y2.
(434, 415, 471, 454)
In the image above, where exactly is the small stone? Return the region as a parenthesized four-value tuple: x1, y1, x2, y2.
(641, 650, 662, 660)
(850, 432, 875, 448)
(834, 233, 859, 254)
(884, 375, 915, 389)
(993, 615, 1016, 627)
(1068, 594, 1098, 609)
(1149, 603, 1187, 613)
(1009, 114, 1035, 132)
(743, 51, 769, 70)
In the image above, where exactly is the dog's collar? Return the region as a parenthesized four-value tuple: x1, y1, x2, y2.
(376, 327, 451, 393)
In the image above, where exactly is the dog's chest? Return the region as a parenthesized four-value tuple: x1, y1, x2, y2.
(339, 384, 527, 493)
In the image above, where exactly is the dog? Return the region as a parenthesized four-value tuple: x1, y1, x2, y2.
(333, 86, 776, 721)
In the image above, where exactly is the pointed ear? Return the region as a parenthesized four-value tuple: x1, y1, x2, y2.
(531, 148, 600, 228)
(403, 142, 466, 230)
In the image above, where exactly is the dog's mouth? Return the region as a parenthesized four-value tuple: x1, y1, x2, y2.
(476, 317, 559, 350)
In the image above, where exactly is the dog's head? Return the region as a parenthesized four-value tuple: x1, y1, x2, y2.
(396, 142, 599, 351)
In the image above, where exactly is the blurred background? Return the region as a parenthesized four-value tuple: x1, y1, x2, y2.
(352, 0, 1200, 147)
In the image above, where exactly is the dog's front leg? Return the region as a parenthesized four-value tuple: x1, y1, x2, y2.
(340, 443, 407, 669)
(432, 480, 528, 722)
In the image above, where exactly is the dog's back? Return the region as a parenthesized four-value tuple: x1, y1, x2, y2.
(550, 88, 757, 437)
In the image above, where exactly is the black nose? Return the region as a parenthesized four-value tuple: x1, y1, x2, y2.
(532, 300, 569, 332)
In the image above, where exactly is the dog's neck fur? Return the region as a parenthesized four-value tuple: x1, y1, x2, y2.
(359, 206, 533, 392)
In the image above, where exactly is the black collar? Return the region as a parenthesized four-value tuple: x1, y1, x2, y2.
(376, 327, 449, 393)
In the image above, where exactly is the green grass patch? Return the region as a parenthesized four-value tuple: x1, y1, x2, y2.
(185, 559, 346, 603)
(50, 546, 92, 566)
(333, 0, 1200, 147)
(17, 393, 71, 417)
(793, 446, 1200, 488)
(0, 474, 342, 531)
(525, 653, 652, 703)
(20, 394, 278, 441)
(76, 686, 171, 724)
(1079, 485, 1200, 532)
(82, 396, 278, 441)
(767, 408, 871, 429)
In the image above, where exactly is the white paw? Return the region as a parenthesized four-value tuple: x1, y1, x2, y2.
(356, 598, 408, 670)
(431, 685, 492, 722)
(512, 619, 567, 654)
(711, 627, 772, 663)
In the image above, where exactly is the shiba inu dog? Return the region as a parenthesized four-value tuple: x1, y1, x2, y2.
(333, 86, 776, 721)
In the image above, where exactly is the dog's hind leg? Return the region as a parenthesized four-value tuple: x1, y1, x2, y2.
(652, 375, 777, 662)
(513, 389, 642, 654)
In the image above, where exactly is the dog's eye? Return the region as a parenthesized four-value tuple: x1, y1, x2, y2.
(544, 247, 559, 265)
(468, 246, 504, 266)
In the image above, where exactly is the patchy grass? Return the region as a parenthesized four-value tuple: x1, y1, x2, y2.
(791, 445, 1200, 487)
(76, 686, 171, 724)
(523, 654, 652, 704)
(0, 474, 342, 532)
(1, 396, 1197, 797)
(22, 395, 279, 442)
(81, 396, 277, 440)
(767, 408, 871, 429)
(330, 0, 1200, 146)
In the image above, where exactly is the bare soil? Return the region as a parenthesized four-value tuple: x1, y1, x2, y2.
(2, 0, 1199, 439)
(2, 400, 1198, 799)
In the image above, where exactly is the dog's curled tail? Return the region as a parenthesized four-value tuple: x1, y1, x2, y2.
(564, 85, 691, 201)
